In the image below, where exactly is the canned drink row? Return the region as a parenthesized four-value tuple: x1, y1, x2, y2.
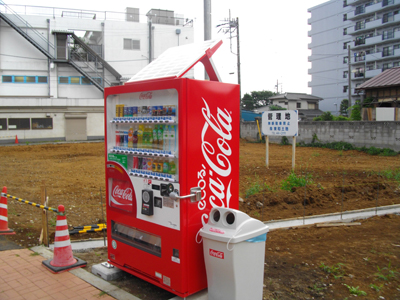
(116, 104, 176, 118)
(129, 170, 175, 182)
(131, 156, 176, 175)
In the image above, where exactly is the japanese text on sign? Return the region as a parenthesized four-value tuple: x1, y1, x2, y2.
(261, 110, 298, 137)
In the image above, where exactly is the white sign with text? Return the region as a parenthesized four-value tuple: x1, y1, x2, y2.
(261, 110, 298, 137)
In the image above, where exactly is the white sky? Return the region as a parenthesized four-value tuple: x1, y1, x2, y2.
(3, 0, 328, 97)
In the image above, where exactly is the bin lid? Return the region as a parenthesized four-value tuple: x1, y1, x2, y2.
(200, 208, 269, 244)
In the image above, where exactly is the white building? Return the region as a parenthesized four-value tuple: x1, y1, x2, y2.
(308, 0, 400, 112)
(0, 3, 194, 143)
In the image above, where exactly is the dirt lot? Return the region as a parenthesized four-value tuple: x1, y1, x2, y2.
(1, 140, 399, 299)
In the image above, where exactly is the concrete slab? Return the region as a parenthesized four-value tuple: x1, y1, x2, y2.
(49, 238, 107, 252)
(92, 262, 123, 281)
(168, 289, 208, 300)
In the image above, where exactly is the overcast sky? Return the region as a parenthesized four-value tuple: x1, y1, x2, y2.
(3, 0, 328, 97)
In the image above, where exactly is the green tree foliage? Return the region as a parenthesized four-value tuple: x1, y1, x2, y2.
(340, 99, 349, 116)
(350, 100, 362, 120)
(313, 111, 334, 121)
(241, 90, 276, 110)
(270, 105, 286, 111)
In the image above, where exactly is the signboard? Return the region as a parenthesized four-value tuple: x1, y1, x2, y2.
(261, 110, 298, 136)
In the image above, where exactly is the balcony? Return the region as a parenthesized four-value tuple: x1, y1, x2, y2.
(366, 51, 383, 62)
(348, 2, 382, 20)
(365, 68, 381, 78)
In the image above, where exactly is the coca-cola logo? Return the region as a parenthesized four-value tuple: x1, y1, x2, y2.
(196, 98, 233, 228)
(209, 249, 224, 259)
(112, 185, 133, 201)
(139, 92, 153, 100)
(209, 227, 225, 234)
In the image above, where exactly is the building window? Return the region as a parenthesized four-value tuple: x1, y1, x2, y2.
(343, 56, 348, 64)
(383, 29, 394, 40)
(32, 118, 53, 129)
(343, 71, 348, 78)
(343, 0, 347, 7)
(0, 119, 7, 130)
(123, 39, 140, 50)
(296, 103, 301, 109)
(343, 14, 347, 21)
(383, 0, 394, 7)
(383, 46, 393, 57)
(1, 75, 48, 84)
(355, 20, 365, 30)
(58, 76, 96, 85)
(383, 11, 399, 23)
(8, 118, 30, 130)
(343, 85, 348, 93)
(343, 42, 349, 49)
(393, 61, 400, 67)
(343, 28, 347, 35)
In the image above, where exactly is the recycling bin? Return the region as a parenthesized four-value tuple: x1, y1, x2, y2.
(200, 207, 269, 300)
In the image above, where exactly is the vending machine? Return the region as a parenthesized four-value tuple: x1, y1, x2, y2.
(104, 40, 240, 297)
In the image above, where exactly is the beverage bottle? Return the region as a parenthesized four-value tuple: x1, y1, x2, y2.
(168, 158, 176, 175)
(152, 125, 158, 149)
(142, 125, 148, 148)
(157, 124, 163, 150)
(163, 125, 169, 152)
(124, 131, 128, 148)
(170, 125, 176, 153)
(148, 125, 153, 149)
(138, 125, 144, 149)
(128, 126, 134, 148)
(132, 126, 138, 148)
(162, 158, 169, 173)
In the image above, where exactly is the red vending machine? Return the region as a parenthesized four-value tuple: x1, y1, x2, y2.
(104, 40, 240, 297)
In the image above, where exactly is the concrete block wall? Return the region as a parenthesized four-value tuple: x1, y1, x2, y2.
(241, 121, 400, 151)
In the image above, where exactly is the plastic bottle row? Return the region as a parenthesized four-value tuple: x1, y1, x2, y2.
(111, 147, 175, 158)
(115, 124, 177, 153)
(111, 116, 176, 124)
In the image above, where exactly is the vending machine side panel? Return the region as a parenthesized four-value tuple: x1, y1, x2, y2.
(183, 79, 240, 293)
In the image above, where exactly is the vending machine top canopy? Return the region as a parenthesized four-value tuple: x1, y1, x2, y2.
(127, 39, 222, 84)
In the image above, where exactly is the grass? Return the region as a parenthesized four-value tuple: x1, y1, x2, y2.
(369, 283, 383, 292)
(49, 216, 57, 227)
(281, 171, 312, 192)
(343, 284, 367, 296)
(245, 181, 264, 198)
(319, 262, 346, 279)
(374, 262, 398, 281)
(30, 252, 40, 256)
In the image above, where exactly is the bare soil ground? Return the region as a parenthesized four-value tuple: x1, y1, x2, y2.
(1, 141, 399, 299)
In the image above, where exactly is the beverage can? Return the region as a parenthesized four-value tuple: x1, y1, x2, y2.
(171, 105, 176, 116)
(138, 157, 143, 170)
(141, 106, 148, 116)
(132, 156, 139, 169)
(148, 106, 153, 117)
(128, 107, 133, 117)
(132, 106, 138, 117)
(123, 106, 128, 117)
(142, 157, 147, 170)
(115, 130, 120, 147)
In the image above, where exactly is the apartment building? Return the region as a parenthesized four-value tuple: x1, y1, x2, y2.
(0, 3, 194, 143)
(308, 0, 400, 112)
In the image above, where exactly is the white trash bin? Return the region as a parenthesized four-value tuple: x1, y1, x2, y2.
(200, 207, 269, 300)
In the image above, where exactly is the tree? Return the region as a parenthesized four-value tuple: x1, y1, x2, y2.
(241, 90, 276, 110)
(313, 111, 334, 121)
(350, 100, 362, 120)
(340, 99, 348, 117)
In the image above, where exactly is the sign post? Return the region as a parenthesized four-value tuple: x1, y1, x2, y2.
(261, 110, 299, 170)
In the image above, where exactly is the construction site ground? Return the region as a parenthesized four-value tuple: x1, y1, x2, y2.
(0, 140, 399, 299)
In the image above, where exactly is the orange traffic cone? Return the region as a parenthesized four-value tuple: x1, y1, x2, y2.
(42, 205, 86, 273)
(15, 135, 18, 144)
(0, 186, 15, 235)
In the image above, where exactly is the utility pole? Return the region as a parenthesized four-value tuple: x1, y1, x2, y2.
(204, 0, 211, 80)
(216, 11, 241, 94)
(348, 45, 352, 117)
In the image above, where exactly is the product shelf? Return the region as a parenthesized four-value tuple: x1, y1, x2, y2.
(110, 116, 176, 124)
